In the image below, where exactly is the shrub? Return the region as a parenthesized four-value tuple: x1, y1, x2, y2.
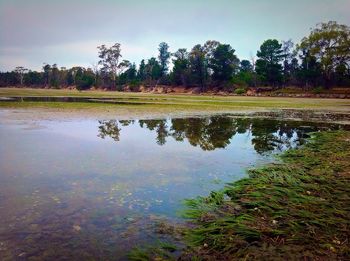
(234, 88, 246, 95)
(312, 86, 324, 94)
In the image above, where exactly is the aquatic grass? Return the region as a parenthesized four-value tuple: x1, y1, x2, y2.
(127, 241, 178, 261)
(181, 131, 350, 260)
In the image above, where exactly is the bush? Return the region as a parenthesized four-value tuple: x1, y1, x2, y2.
(312, 86, 324, 94)
(76, 73, 95, 90)
(234, 88, 246, 95)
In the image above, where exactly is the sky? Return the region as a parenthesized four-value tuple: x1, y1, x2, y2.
(0, 0, 349, 71)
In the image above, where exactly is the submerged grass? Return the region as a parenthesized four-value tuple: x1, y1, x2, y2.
(128, 241, 178, 261)
(180, 131, 350, 260)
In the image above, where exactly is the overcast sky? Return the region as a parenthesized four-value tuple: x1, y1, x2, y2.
(0, 0, 349, 71)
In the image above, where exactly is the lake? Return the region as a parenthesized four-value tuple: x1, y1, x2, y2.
(0, 115, 347, 260)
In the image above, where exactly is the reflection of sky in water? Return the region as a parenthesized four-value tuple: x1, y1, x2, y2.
(1, 119, 267, 215)
(0, 117, 344, 259)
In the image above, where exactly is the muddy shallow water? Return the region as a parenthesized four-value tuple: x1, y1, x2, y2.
(0, 114, 348, 260)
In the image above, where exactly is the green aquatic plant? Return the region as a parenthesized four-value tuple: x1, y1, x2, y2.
(128, 241, 177, 261)
(181, 131, 350, 260)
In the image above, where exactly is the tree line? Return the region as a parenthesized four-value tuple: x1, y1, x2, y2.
(0, 21, 349, 91)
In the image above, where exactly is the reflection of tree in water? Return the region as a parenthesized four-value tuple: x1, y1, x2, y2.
(119, 120, 135, 126)
(97, 117, 338, 154)
(139, 120, 168, 145)
(170, 117, 237, 150)
(98, 120, 121, 141)
(250, 119, 314, 154)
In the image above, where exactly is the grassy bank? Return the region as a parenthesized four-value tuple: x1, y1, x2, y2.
(179, 131, 350, 260)
(128, 131, 350, 260)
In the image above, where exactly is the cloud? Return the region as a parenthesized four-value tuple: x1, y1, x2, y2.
(0, 0, 349, 71)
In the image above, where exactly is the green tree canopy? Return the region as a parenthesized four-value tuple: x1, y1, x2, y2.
(209, 44, 239, 84)
(256, 39, 284, 86)
(172, 48, 189, 86)
(158, 42, 171, 77)
(298, 21, 350, 87)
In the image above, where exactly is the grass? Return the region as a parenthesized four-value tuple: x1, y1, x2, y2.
(128, 241, 178, 261)
(0, 88, 349, 113)
(180, 131, 350, 260)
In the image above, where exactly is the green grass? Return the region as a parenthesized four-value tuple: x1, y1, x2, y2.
(128, 241, 178, 261)
(0, 88, 349, 113)
(180, 131, 350, 260)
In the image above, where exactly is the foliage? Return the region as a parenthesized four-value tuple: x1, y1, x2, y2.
(75, 69, 95, 90)
(181, 131, 350, 260)
(298, 21, 350, 87)
(234, 87, 246, 95)
(171, 48, 190, 86)
(97, 43, 129, 89)
(189, 44, 208, 91)
(312, 86, 324, 94)
(13, 66, 28, 85)
(145, 57, 162, 86)
(256, 39, 284, 86)
(209, 44, 239, 84)
(158, 42, 171, 77)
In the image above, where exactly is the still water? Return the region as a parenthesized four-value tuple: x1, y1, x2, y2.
(0, 116, 346, 260)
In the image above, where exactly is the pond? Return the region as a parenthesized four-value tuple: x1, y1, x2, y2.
(0, 115, 347, 260)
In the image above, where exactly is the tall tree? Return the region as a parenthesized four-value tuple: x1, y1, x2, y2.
(97, 43, 128, 89)
(298, 21, 350, 88)
(209, 44, 239, 84)
(137, 59, 146, 81)
(281, 39, 296, 85)
(50, 64, 60, 88)
(297, 48, 322, 87)
(158, 42, 171, 77)
(13, 66, 28, 86)
(255, 39, 284, 86)
(172, 48, 189, 86)
(42, 63, 51, 86)
(189, 44, 208, 91)
(145, 57, 161, 86)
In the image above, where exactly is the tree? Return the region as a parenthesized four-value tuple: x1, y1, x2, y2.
(231, 60, 255, 87)
(240, 60, 253, 72)
(137, 59, 146, 81)
(298, 21, 350, 88)
(171, 48, 189, 86)
(97, 43, 128, 89)
(50, 64, 60, 88)
(255, 39, 284, 86)
(158, 42, 171, 77)
(145, 57, 161, 86)
(13, 66, 28, 86)
(203, 40, 221, 83)
(119, 62, 137, 85)
(281, 40, 297, 85)
(297, 48, 322, 87)
(189, 44, 208, 91)
(75, 68, 95, 90)
(42, 63, 52, 86)
(203, 40, 221, 62)
(209, 44, 239, 84)
(24, 71, 42, 86)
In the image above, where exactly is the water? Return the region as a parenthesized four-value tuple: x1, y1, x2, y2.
(0, 115, 346, 260)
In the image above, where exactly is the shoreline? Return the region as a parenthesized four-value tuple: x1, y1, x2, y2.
(129, 131, 350, 260)
(1, 107, 350, 124)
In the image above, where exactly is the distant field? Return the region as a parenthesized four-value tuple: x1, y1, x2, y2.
(0, 88, 350, 119)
